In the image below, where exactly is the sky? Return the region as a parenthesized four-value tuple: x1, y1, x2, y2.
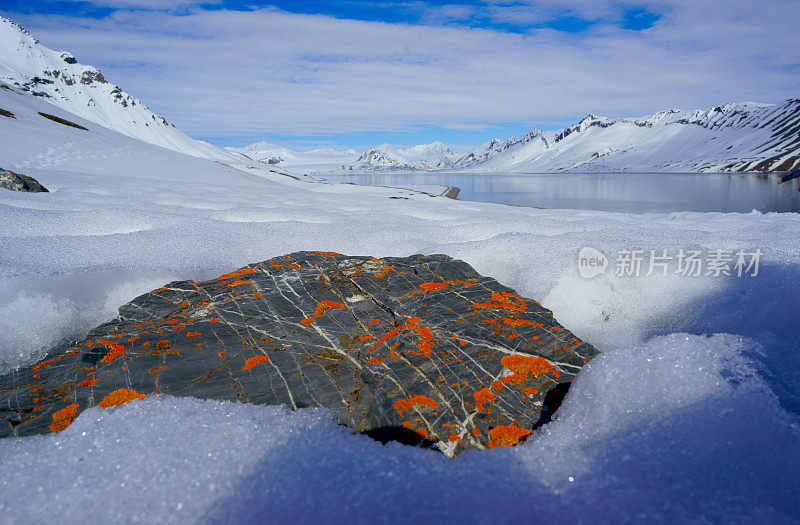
(1, 1, 799, 151)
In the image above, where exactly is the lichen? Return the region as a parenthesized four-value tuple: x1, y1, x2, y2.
(98, 388, 146, 409)
(49, 403, 79, 433)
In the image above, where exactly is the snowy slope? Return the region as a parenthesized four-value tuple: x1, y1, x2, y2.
(343, 141, 460, 171)
(456, 101, 800, 173)
(1, 83, 799, 523)
(0, 17, 243, 163)
(227, 141, 359, 172)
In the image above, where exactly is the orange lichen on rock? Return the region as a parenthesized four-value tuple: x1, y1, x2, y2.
(393, 394, 439, 416)
(311, 300, 346, 318)
(78, 378, 98, 387)
(502, 318, 544, 328)
(227, 280, 252, 288)
(472, 428, 482, 436)
(473, 291, 528, 313)
(49, 403, 79, 433)
(186, 332, 201, 337)
(449, 434, 461, 442)
(369, 319, 381, 326)
(300, 318, 315, 326)
(308, 251, 342, 257)
(242, 355, 270, 370)
(419, 282, 447, 292)
(93, 339, 126, 363)
(32, 348, 80, 370)
(368, 316, 436, 357)
(252, 291, 263, 299)
(98, 388, 146, 408)
(488, 423, 532, 448)
(499, 355, 560, 385)
(404, 317, 435, 356)
(156, 340, 171, 350)
(374, 265, 396, 278)
(473, 388, 496, 413)
(217, 267, 255, 280)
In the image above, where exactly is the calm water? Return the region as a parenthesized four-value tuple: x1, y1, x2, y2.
(324, 172, 800, 213)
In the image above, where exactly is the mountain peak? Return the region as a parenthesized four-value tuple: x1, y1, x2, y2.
(0, 16, 240, 162)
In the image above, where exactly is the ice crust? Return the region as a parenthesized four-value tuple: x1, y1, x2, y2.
(0, 87, 798, 522)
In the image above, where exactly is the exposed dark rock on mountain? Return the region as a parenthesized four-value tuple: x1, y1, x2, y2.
(0, 167, 48, 192)
(0, 252, 597, 457)
(37, 111, 88, 130)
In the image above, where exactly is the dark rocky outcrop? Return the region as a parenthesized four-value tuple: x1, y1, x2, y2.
(37, 111, 88, 130)
(0, 168, 48, 192)
(0, 252, 597, 457)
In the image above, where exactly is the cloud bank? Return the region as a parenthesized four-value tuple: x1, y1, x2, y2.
(3, 1, 799, 145)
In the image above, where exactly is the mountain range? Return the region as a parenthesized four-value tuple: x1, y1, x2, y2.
(1, 16, 797, 174)
(234, 99, 799, 173)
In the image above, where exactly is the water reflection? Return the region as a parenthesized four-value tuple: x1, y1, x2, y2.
(323, 172, 800, 213)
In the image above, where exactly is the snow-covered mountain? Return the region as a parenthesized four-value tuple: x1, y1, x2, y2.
(343, 142, 460, 171)
(456, 101, 800, 173)
(227, 141, 358, 172)
(335, 100, 798, 173)
(229, 142, 296, 165)
(0, 17, 241, 162)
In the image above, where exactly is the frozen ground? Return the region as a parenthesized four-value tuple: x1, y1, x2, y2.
(1, 88, 799, 522)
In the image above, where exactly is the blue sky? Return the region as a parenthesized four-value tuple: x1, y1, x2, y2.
(2, 0, 661, 32)
(1, 1, 797, 150)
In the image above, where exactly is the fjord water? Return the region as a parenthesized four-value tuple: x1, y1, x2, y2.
(326, 172, 800, 213)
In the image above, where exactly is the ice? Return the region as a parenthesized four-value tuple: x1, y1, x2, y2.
(0, 81, 798, 521)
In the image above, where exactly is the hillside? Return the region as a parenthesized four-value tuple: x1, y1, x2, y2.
(0, 17, 242, 162)
(455, 101, 800, 173)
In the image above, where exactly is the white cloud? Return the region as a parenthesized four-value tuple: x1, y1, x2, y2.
(5, 1, 799, 144)
(63, 0, 220, 9)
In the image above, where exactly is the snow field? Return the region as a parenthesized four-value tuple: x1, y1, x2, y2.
(0, 86, 798, 522)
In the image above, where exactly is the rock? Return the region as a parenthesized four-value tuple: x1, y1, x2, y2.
(0, 168, 48, 192)
(0, 252, 597, 457)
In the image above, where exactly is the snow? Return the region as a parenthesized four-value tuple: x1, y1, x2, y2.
(0, 21, 799, 524)
(1, 84, 798, 522)
(225, 141, 359, 173)
(343, 141, 460, 171)
(0, 335, 796, 523)
(326, 101, 799, 174)
(452, 100, 800, 173)
(0, 17, 244, 163)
